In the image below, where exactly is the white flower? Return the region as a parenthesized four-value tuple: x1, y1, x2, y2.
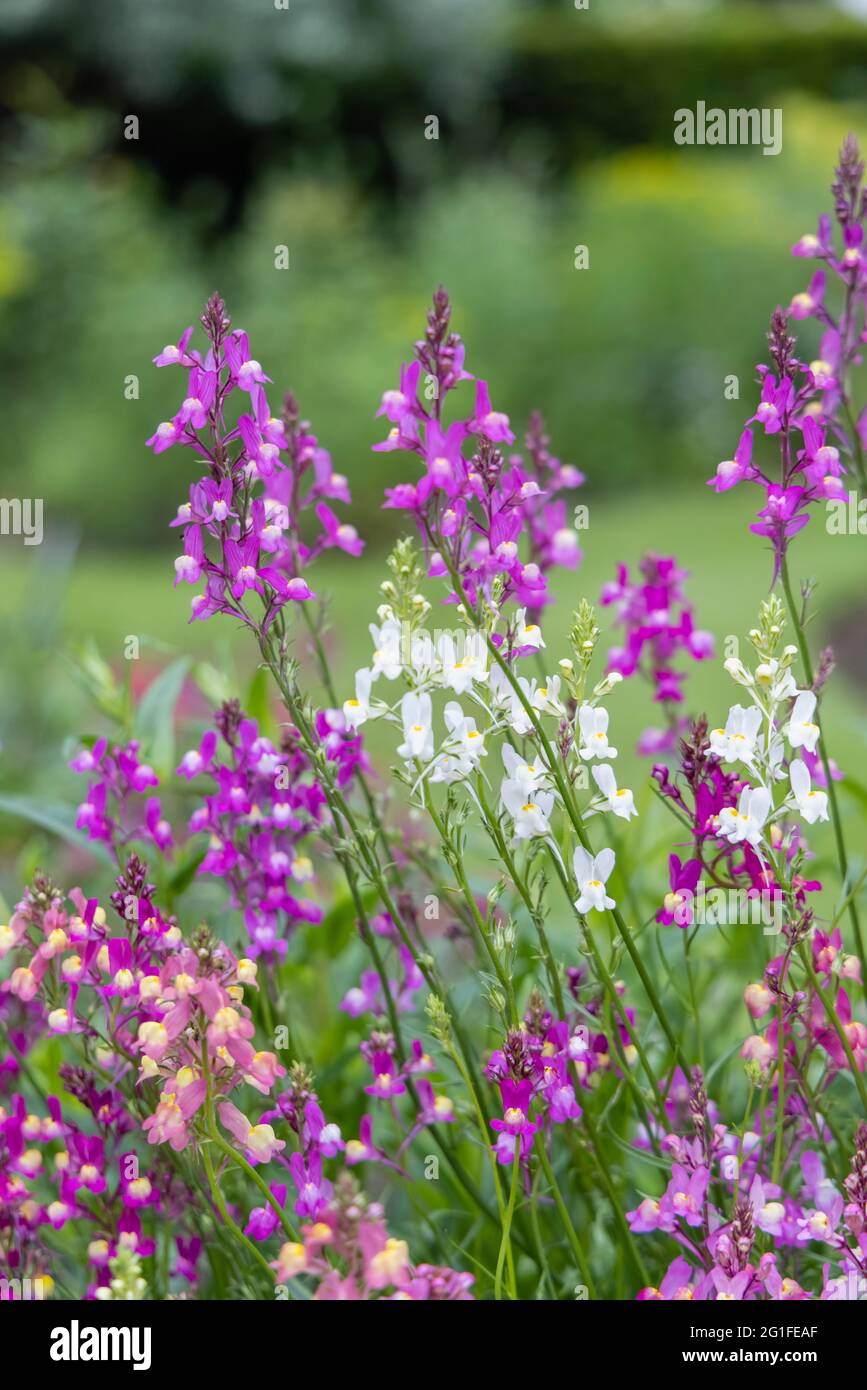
(515, 608, 545, 651)
(343, 669, 374, 731)
(490, 667, 537, 735)
(437, 633, 486, 694)
(754, 659, 797, 703)
(443, 702, 486, 764)
(573, 846, 616, 914)
(501, 745, 544, 798)
(578, 704, 617, 760)
(590, 764, 637, 820)
(789, 758, 829, 824)
(532, 675, 565, 717)
(787, 691, 820, 754)
(717, 785, 772, 848)
(461, 632, 489, 684)
(708, 704, 763, 765)
(429, 752, 474, 785)
(397, 692, 434, 762)
(501, 779, 554, 840)
(369, 620, 403, 681)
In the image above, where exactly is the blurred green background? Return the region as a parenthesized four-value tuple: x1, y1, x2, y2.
(1, 0, 867, 891)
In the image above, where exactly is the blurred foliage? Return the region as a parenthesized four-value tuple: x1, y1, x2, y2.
(0, 88, 865, 546)
(2, 1, 867, 547)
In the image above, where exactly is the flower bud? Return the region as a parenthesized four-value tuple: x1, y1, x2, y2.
(724, 657, 753, 686)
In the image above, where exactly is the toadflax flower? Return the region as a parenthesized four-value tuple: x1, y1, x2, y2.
(573, 847, 617, 914)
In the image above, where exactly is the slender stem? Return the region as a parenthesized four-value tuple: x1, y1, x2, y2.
(771, 989, 787, 1187)
(444, 1033, 517, 1296)
(495, 1145, 521, 1301)
(535, 1134, 596, 1298)
(683, 930, 704, 1071)
(779, 554, 867, 1000)
(435, 545, 691, 1073)
(201, 1040, 299, 1243)
(798, 944, 867, 1113)
(201, 1143, 275, 1282)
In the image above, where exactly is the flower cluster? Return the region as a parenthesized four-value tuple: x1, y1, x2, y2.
(180, 700, 334, 958)
(379, 288, 585, 613)
(151, 296, 362, 631)
(3, 263, 865, 1305)
(71, 738, 170, 855)
(651, 596, 835, 931)
(630, 1071, 867, 1301)
(709, 138, 867, 577)
(601, 553, 714, 757)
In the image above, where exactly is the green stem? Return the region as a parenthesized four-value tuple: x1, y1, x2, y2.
(436, 545, 691, 1073)
(201, 1142, 276, 1282)
(779, 554, 867, 1002)
(201, 1040, 299, 1243)
(495, 1145, 522, 1301)
(798, 944, 867, 1113)
(445, 1033, 517, 1297)
(535, 1134, 596, 1298)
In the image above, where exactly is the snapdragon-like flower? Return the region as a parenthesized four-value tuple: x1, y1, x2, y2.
(577, 704, 617, 760)
(151, 295, 363, 631)
(70, 738, 163, 853)
(789, 759, 829, 825)
(378, 288, 585, 615)
(573, 847, 617, 915)
(181, 700, 341, 957)
(710, 139, 867, 576)
(602, 553, 713, 756)
(589, 764, 637, 821)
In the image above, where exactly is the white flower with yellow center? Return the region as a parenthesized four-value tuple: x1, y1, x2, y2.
(590, 763, 637, 821)
(435, 633, 478, 696)
(578, 703, 617, 760)
(343, 667, 375, 732)
(369, 619, 403, 680)
(708, 703, 762, 765)
(717, 784, 772, 848)
(501, 778, 554, 840)
(789, 758, 829, 825)
(487, 666, 536, 734)
(501, 745, 543, 797)
(515, 607, 545, 651)
(754, 657, 797, 703)
(397, 691, 434, 762)
(532, 675, 565, 717)
(573, 846, 616, 914)
(786, 690, 820, 753)
(443, 701, 486, 764)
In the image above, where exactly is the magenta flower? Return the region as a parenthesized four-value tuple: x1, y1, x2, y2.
(315, 502, 365, 557)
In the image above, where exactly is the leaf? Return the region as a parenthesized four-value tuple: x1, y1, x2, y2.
(193, 660, 233, 708)
(317, 886, 378, 958)
(166, 844, 207, 903)
(705, 1036, 747, 1088)
(136, 657, 190, 776)
(244, 664, 273, 738)
(0, 793, 113, 863)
